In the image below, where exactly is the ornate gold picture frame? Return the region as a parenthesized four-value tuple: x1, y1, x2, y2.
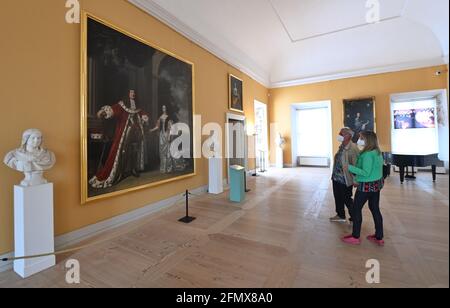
(229, 74, 244, 113)
(343, 96, 377, 142)
(81, 12, 196, 204)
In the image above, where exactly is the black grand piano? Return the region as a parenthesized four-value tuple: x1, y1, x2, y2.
(383, 153, 443, 183)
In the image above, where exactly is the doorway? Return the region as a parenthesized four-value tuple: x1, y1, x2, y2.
(291, 101, 332, 167)
(226, 113, 247, 183)
(254, 100, 269, 171)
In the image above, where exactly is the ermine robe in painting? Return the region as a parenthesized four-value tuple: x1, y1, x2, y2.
(90, 100, 149, 188)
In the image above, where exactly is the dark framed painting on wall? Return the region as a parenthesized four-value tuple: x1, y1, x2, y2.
(81, 12, 195, 203)
(229, 74, 244, 113)
(343, 97, 376, 143)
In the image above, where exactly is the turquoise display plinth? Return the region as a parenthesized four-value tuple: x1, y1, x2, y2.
(229, 165, 245, 203)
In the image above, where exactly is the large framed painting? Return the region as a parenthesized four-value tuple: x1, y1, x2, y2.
(229, 74, 244, 113)
(81, 12, 195, 203)
(343, 97, 376, 143)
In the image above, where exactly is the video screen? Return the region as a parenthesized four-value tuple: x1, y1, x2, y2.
(393, 108, 436, 129)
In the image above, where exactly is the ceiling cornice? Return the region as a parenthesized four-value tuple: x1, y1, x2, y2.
(270, 57, 446, 88)
(128, 0, 271, 87)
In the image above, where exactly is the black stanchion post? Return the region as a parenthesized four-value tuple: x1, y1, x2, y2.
(252, 133, 259, 177)
(252, 157, 259, 177)
(260, 151, 267, 173)
(244, 171, 251, 193)
(178, 190, 196, 224)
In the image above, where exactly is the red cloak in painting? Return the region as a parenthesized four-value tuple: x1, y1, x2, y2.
(89, 101, 149, 189)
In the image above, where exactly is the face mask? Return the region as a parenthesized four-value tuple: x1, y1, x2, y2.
(357, 139, 366, 147)
(337, 135, 345, 143)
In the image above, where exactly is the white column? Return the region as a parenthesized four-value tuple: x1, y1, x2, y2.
(208, 157, 223, 194)
(14, 183, 55, 278)
(276, 147, 284, 168)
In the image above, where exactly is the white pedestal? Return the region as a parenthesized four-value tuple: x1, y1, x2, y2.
(208, 157, 223, 194)
(276, 148, 284, 168)
(14, 183, 55, 278)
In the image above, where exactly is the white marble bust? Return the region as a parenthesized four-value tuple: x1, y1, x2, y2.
(4, 129, 56, 187)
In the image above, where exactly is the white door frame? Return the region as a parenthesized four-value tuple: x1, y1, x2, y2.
(290, 101, 333, 167)
(226, 113, 248, 182)
(254, 100, 269, 169)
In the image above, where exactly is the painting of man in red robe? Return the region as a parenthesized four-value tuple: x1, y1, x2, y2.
(89, 90, 149, 188)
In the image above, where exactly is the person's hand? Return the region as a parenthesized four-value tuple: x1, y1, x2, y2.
(343, 165, 349, 172)
(97, 110, 106, 119)
(353, 183, 359, 188)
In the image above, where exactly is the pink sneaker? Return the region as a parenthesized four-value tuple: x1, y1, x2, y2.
(367, 235, 385, 246)
(341, 235, 361, 245)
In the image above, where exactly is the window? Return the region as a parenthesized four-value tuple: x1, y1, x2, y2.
(296, 107, 330, 158)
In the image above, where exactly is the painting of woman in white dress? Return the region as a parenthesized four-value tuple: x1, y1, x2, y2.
(150, 105, 174, 174)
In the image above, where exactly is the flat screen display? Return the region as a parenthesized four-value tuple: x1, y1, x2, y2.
(391, 99, 439, 155)
(393, 108, 436, 129)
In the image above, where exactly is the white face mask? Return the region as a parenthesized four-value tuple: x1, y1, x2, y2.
(357, 139, 366, 147)
(337, 135, 345, 143)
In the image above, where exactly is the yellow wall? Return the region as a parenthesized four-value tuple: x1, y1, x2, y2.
(269, 66, 449, 165)
(0, 0, 268, 255)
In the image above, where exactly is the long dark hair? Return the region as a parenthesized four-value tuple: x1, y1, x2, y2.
(121, 89, 137, 107)
(360, 131, 381, 154)
(159, 104, 177, 133)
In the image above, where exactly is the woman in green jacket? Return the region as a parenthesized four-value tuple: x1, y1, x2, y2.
(342, 131, 385, 246)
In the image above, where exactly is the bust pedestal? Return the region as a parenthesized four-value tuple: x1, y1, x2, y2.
(208, 157, 223, 194)
(14, 183, 55, 278)
(276, 147, 284, 168)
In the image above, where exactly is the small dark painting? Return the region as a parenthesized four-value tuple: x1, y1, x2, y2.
(229, 74, 244, 113)
(344, 97, 376, 142)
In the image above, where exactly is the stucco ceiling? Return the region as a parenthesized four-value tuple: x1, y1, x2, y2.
(129, 0, 449, 87)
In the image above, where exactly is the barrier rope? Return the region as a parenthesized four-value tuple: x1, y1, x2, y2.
(1, 191, 199, 263)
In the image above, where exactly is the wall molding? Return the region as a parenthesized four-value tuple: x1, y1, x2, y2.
(128, 0, 270, 87)
(271, 58, 446, 88)
(0, 252, 14, 274)
(269, 164, 294, 168)
(0, 184, 212, 273)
